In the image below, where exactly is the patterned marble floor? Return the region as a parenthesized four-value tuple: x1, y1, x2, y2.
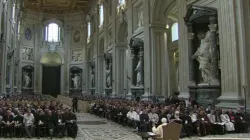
(1, 113, 250, 140)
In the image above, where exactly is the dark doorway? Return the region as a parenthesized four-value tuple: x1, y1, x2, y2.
(42, 66, 61, 97)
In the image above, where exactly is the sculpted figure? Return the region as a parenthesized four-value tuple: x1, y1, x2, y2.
(106, 63, 111, 88)
(192, 31, 219, 85)
(72, 74, 81, 89)
(135, 59, 142, 86)
(23, 72, 31, 88)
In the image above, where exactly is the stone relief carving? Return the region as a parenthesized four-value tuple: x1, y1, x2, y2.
(191, 29, 220, 85)
(72, 50, 83, 62)
(73, 30, 80, 42)
(22, 47, 33, 60)
(48, 41, 59, 52)
(137, 5, 143, 27)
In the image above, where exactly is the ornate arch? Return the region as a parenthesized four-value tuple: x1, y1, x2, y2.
(151, 0, 176, 23)
(40, 51, 64, 66)
(43, 18, 63, 27)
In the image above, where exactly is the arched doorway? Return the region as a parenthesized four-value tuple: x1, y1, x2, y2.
(40, 52, 63, 97)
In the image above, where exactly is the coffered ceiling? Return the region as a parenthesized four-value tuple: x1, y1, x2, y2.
(23, 0, 89, 13)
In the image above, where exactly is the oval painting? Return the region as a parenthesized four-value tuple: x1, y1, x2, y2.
(73, 30, 80, 42)
(25, 28, 32, 40)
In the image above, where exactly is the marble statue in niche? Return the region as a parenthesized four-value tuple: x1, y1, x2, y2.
(106, 63, 111, 88)
(22, 48, 33, 60)
(135, 57, 142, 86)
(191, 30, 219, 85)
(72, 51, 83, 62)
(72, 73, 81, 89)
(23, 71, 31, 88)
(25, 28, 32, 40)
(137, 6, 144, 27)
(73, 30, 80, 42)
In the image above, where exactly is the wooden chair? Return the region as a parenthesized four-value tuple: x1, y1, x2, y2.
(162, 122, 182, 140)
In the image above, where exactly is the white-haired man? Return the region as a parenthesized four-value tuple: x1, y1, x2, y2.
(152, 118, 168, 138)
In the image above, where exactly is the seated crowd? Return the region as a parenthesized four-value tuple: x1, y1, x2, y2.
(88, 95, 249, 138)
(0, 94, 78, 138)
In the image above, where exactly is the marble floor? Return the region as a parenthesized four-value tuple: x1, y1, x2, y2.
(1, 113, 250, 140)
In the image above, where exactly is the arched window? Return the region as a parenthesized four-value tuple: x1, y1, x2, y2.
(118, 0, 126, 6)
(171, 23, 179, 42)
(12, 4, 16, 22)
(87, 22, 91, 38)
(45, 23, 60, 42)
(99, 5, 104, 26)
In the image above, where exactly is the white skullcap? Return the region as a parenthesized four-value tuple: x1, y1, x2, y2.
(175, 111, 180, 114)
(161, 118, 167, 123)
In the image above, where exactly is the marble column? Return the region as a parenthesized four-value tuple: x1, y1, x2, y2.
(64, 25, 73, 95)
(187, 28, 195, 85)
(150, 27, 168, 96)
(0, 7, 7, 94)
(177, 0, 189, 99)
(142, 0, 151, 95)
(97, 54, 105, 94)
(216, 0, 244, 108)
(112, 44, 126, 96)
(82, 61, 88, 94)
(34, 24, 42, 94)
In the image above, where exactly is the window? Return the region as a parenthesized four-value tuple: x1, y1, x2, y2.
(87, 22, 91, 38)
(12, 4, 16, 22)
(118, 0, 126, 6)
(45, 23, 60, 42)
(171, 23, 179, 42)
(99, 5, 104, 26)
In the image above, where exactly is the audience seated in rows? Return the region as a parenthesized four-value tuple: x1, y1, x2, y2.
(88, 95, 248, 138)
(0, 94, 78, 138)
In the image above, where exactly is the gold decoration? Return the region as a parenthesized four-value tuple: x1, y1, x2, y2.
(40, 52, 63, 66)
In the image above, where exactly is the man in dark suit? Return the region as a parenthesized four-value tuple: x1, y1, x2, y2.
(3, 110, 14, 137)
(72, 97, 78, 113)
(64, 109, 78, 138)
(46, 110, 56, 137)
(36, 110, 47, 138)
(139, 109, 150, 132)
(55, 110, 66, 137)
(14, 110, 24, 137)
(235, 108, 248, 133)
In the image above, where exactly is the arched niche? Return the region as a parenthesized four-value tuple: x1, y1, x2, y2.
(22, 65, 34, 93)
(70, 66, 83, 94)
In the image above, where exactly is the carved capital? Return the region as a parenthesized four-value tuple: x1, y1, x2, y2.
(209, 24, 217, 32)
(188, 33, 195, 40)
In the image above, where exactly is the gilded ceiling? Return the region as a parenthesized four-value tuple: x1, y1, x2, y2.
(23, 0, 89, 13)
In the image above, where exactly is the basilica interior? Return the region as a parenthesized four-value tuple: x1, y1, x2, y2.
(0, 0, 250, 139)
